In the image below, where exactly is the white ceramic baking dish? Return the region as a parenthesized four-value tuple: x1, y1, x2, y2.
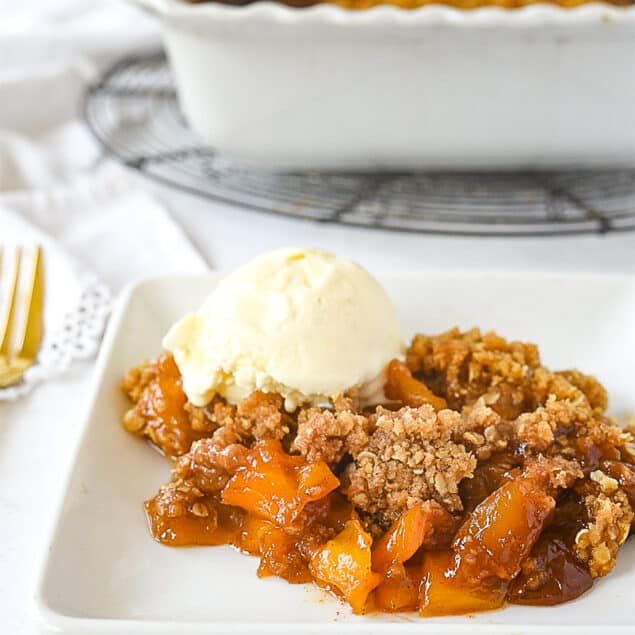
(133, 0, 635, 170)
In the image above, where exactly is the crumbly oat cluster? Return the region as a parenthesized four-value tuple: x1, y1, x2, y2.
(343, 406, 477, 529)
(123, 328, 634, 584)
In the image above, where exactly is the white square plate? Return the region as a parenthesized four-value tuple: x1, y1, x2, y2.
(35, 272, 635, 635)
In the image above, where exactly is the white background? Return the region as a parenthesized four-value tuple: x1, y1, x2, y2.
(0, 1, 634, 634)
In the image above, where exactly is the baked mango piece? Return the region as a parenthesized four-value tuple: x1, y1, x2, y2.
(419, 550, 506, 616)
(372, 503, 430, 574)
(371, 502, 457, 612)
(235, 514, 271, 555)
(421, 463, 559, 616)
(375, 563, 423, 612)
(385, 359, 448, 411)
(222, 439, 340, 526)
(452, 466, 556, 581)
(372, 500, 455, 574)
(123, 353, 202, 458)
(144, 494, 244, 547)
(256, 522, 313, 583)
(310, 519, 382, 614)
(236, 498, 351, 584)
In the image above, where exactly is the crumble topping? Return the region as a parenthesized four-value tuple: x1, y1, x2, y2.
(291, 407, 370, 466)
(123, 328, 635, 591)
(343, 406, 477, 529)
(574, 483, 633, 577)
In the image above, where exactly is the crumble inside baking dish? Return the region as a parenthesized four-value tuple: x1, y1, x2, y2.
(182, 0, 635, 9)
(122, 327, 635, 615)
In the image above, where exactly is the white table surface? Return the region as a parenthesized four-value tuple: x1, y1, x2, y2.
(2, 175, 634, 634)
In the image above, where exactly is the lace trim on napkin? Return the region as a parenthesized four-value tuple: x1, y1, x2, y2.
(0, 273, 111, 401)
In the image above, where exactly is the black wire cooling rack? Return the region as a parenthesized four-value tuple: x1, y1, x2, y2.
(84, 53, 635, 236)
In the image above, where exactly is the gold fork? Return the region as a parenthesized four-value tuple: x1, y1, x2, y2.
(0, 246, 44, 388)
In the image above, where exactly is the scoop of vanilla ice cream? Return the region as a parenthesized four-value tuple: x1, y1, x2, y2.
(163, 247, 404, 411)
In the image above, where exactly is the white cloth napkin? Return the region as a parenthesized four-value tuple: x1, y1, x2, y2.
(0, 0, 209, 399)
(0, 165, 209, 400)
(1, 165, 209, 291)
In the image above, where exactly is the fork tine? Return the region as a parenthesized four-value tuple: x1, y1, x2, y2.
(0, 246, 22, 358)
(15, 246, 44, 360)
